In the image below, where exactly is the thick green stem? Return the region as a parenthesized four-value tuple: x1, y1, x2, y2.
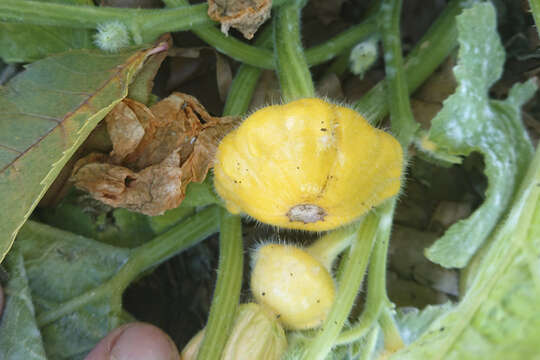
(335, 201, 396, 345)
(379, 307, 405, 352)
(0, 0, 291, 43)
(222, 27, 273, 116)
(354, 0, 466, 123)
(196, 209, 243, 360)
(303, 213, 379, 360)
(165, 0, 376, 70)
(36, 206, 220, 327)
(0, 0, 210, 42)
(306, 224, 359, 270)
(305, 20, 377, 68)
(358, 326, 381, 360)
(273, 0, 315, 101)
(379, 0, 418, 146)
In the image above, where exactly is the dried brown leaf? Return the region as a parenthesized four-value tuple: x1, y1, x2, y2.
(207, 0, 272, 39)
(71, 93, 240, 215)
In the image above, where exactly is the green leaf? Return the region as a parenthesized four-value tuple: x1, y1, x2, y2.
(395, 303, 454, 345)
(390, 133, 540, 359)
(0, 206, 219, 359)
(0, 0, 95, 63)
(0, 43, 166, 263)
(39, 191, 156, 248)
(0, 250, 47, 360)
(424, 2, 537, 268)
(13, 221, 131, 359)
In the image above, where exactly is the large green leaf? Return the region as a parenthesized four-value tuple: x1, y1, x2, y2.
(390, 134, 540, 359)
(0, 42, 166, 263)
(0, 0, 95, 63)
(0, 250, 47, 360)
(10, 221, 131, 360)
(0, 206, 219, 359)
(424, 2, 537, 268)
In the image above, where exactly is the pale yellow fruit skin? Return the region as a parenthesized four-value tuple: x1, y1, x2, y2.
(181, 303, 287, 360)
(250, 244, 335, 330)
(214, 98, 403, 231)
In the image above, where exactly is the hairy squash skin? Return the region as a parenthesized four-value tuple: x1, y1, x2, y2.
(250, 244, 335, 330)
(214, 98, 403, 231)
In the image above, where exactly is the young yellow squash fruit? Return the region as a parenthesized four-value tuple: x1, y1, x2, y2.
(250, 243, 335, 330)
(214, 98, 403, 231)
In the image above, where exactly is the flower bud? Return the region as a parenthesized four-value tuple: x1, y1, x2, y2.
(181, 303, 287, 360)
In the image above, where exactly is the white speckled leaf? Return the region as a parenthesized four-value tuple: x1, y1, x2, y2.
(0, 222, 131, 360)
(390, 130, 540, 360)
(424, 2, 537, 268)
(0, 250, 47, 360)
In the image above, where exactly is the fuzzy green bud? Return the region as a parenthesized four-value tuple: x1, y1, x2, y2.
(94, 21, 131, 52)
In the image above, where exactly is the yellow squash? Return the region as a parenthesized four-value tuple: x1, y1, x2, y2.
(214, 98, 403, 231)
(250, 243, 335, 330)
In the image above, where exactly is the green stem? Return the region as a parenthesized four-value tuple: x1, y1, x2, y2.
(354, 0, 466, 123)
(379, 307, 405, 352)
(196, 209, 243, 360)
(306, 224, 359, 270)
(358, 325, 381, 360)
(273, 0, 315, 101)
(379, 0, 418, 146)
(335, 201, 396, 345)
(0, 0, 291, 43)
(0, 0, 210, 42)
(530, 0, 540, 37)
(222, 27, 273, 116)
(165, 0, 377, 70)
(36, 206, 219, 327)
(303, 213, 379, 360)
(305, 20, 377, 68)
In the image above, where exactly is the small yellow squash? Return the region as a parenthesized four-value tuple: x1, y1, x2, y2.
(214, 98, 402, 231)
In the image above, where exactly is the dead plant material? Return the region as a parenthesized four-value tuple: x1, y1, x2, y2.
(71, 93, 239, 215)
(207, 0, 271, 39)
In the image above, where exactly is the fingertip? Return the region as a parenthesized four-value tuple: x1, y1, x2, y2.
(85, 322, 180, 360)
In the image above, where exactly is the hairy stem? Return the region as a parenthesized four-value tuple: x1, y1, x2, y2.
(335, 201, 396, 345)
(379, 0, 418, 146)
(303, 213, 379, 360)
(196, 210, 243, 360)
(306, 224, 360, 270)
(354, 0, 467, 123)
(379, 307, 405, 352)
(0, 0, 288, 43)
(273, 0, 315, 101)
(222, 26, 273, 116)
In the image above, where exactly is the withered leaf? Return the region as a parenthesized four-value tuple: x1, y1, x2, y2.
(71, 93, 239, 215)
(208, 0, 272, 39)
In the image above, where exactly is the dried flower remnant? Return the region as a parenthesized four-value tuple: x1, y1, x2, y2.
(71, 93, 239, 215)
(207, 0, 272, 39)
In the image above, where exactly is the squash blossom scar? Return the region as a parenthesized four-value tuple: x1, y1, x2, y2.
(287, 204, 327, 224)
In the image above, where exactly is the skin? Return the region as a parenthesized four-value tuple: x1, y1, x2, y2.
(0, 285, 181, 360)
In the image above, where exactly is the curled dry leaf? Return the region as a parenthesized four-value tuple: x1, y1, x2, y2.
(207, 0, 272, 39)
(71, 93, 239, 215)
